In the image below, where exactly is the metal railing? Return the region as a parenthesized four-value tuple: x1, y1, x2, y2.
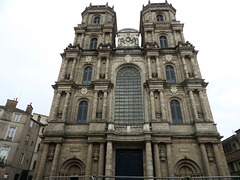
(42, 175, 240, 180)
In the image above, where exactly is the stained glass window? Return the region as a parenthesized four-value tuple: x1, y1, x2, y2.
(115, 67, 143, 124)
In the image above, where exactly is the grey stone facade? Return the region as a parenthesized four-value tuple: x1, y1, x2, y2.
(0, 99, 40, 180)
(34, 2, 230, 179)
(222, 129, 240, 175)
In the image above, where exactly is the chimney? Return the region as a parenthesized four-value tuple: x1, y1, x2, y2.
(26, 103, 33, 114)
(6, 98, 18, 108)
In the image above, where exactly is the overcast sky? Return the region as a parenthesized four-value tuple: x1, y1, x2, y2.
(0, 0, 239, 139)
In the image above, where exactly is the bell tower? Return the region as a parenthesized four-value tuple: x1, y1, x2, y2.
(73, 3, 117, 49)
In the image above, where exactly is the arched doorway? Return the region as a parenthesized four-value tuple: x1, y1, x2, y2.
(174, 159, 202, 177)
(59, 158, 85, 179)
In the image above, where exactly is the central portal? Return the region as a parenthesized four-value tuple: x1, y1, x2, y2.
(115, 149, 143, 179)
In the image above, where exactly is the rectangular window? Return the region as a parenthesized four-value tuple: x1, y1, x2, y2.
(12, 113, 21, 122)
(32, 160, 36, 170)
(25, 135, 30, 145)
(0, 109, 3, 114)
(18, 153, 24, 164)
(41, 127, 45, 133)
(0, 146, 10, 164)
(30, 120, 34, 128)
(6, 127, 16, 140)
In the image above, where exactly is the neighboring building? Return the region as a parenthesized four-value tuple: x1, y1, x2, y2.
(28, 113, 48, 179)
(222, 129, 240, 176)
(34, 2, 230, 179)
(0, 99, 40, 180)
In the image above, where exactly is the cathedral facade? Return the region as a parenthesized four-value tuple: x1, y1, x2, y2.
(34, 2, 229, 179)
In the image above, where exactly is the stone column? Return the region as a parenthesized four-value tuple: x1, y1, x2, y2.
(156, 57, 161, 79)
(213, 144, 225, 176)
(102, 92, 108, 120)
(160, 91, 166, 121)
(92, 91, 98, 121)
(181, 56, 189, 79)
(152, 31, 155, 43)
(52, 92, 61, 121)
(81, 34, 85, 48)
(190, 55, 198, 78)
(36, 143, 49, 180)
(166, 143, 174, 177)
(96, 58, 101, 80)
(154, 143, 161, 177)
(49, 143, 62, 180)
(98, 143, 105, 177)
(62, 92, 71, 122)
(145, 141, 154, 177)
(105, 57, 109, 79)
(85, 143, 93, 175)
(70, 58, 77, 81)
(199, 143, 211, 176)
(150, 91, 156, 120)
(173, 31, 177, 46)
(181, 31, 185, 42)
(199, 90, 209, 121)
(61, 58, 68, 81)
(189, 90, 198, 121)
(102, 32, 105, 44)
(105, 141, 113, 180)
(148, 57, 152, 79)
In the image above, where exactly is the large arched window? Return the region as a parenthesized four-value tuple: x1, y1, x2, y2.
(93, 16, 100, 24)
(114, 67, 143, 124)
(170, 100, 183, 124)
(160, 36, 168, 48)
(82, 67, 92, 84)
(156, 14, 163, 22)
(90, 38, 98, 49)
(77, 101, 88, 124)
(165, 65, 176, 83)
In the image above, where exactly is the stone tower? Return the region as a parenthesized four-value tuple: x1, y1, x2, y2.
(34, 2, 229, 179)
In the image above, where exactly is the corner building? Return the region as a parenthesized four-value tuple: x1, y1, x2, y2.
(34, 2, 230, 179)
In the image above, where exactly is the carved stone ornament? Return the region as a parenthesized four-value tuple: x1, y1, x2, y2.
(124, 54, 132, 62)
(117, 28, 139, 47)
(86, 56, 92, 63)
(171, 86, 177, 94)
(81, 87, 88, 95)
(165, 55, 172, 61)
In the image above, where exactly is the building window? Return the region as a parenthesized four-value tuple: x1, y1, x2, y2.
(25, 135, 30, 145)
(5, 127, 16, 140)
(160, 36, 168, 48)
(82, 67, 92, 84)
(0, 109, 3, 114)
(165, 65, 176, 83)
(41, 127, 45, 134)
(18, 153, 24, 164)
(12, 113, 21, 122)
(90, 38, 98, 49)
(77, 101, 88, 124)
(31, 141, 34, 146)
(30, 120, 34, 128)
(93, 16, 100, 24)
(114, 67, 144, 124)
(170, 100, 183, 124)
(37, 144, 40, 152)
(0, 146, 10, 165)
(156, 14, 163, 21)
(32, 160, 36, 170)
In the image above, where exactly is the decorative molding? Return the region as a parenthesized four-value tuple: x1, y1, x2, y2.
(86, 56, 92, 63)
(124, 54, 132, 62)
(165, 54, 172, 61)
(81, 87, 88, 95)
(171, 86, 177, 94)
